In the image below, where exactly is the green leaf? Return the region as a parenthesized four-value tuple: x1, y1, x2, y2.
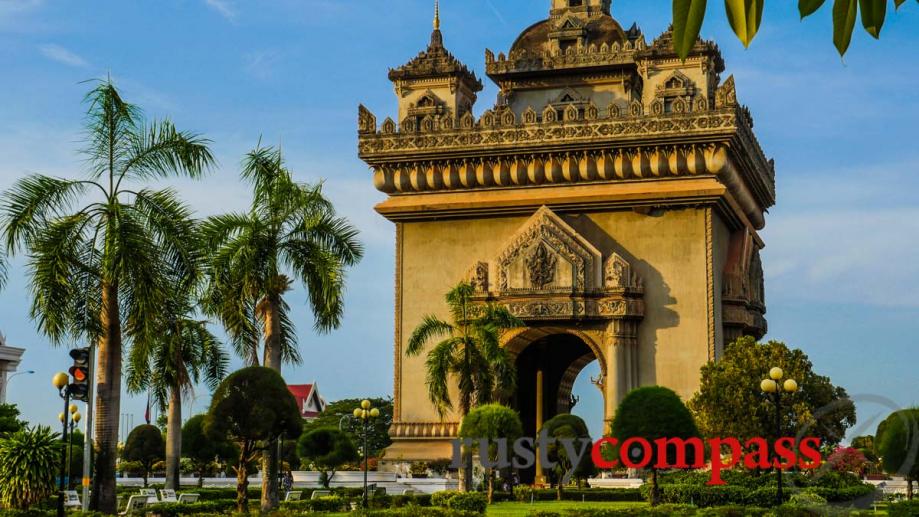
(832, 0, 858, 56)
(799, 0, 828, 18)
(859, 0, 886, 38)
(672, 0, 708, 60)
(724, 0, 764, 47)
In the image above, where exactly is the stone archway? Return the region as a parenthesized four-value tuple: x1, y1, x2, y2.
(503, 327, 605, 483)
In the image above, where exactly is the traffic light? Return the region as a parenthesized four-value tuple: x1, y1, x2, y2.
(68, 348, 90, 402)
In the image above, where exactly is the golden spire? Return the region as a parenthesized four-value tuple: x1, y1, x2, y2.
(434, 0, 440, 30)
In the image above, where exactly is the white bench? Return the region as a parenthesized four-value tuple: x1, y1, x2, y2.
(178, 493, 200, 504)
(309, 490, 330, 500)
(159, 489, 178, 503)
(138, 488, 158, 501)
(284, 490, 302, 501)
(63, 490, 81, 508)
(119, 495, 149, 515)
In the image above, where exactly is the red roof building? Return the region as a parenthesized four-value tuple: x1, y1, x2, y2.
(288, 382, 327, 419)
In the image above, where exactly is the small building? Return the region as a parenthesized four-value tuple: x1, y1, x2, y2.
(288, 382, 328, 420)
(0, 333, 25, 404)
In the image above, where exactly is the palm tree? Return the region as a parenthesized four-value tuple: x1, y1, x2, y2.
(201, 145, 362, 510)
(126, 289, 229, 491)
(405, 281, 524, 489)
(0, 81, 213, 513)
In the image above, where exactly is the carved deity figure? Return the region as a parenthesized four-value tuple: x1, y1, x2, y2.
(526, 242, 557, 289)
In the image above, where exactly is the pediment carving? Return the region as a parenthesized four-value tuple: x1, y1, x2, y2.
(463, 207, 644, 322)
(495, 206, 601, 293)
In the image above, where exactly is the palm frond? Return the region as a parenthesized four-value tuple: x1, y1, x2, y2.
(277, 298, 302, 366)
(81, 80, 142, 180)
(280, 239, 345, 333)
(285, 210, 364, 268)
(26, 212, 95, 344)
(406, 315, 453, 356)
(0, 175, 94, 253)
(129, 188, 201, 289)
(425, 338, 459, 417)
(119, 120, 214, 183)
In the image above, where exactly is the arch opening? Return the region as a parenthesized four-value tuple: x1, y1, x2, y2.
(506, 330, 603, 483)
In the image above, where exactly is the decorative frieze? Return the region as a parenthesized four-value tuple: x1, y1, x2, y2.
(389, 421, 459, 438)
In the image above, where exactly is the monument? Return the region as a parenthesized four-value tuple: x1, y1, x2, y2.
(358, 0, 774, 472)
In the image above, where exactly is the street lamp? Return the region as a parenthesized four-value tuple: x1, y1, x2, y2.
(760, 366, 798, 506)
(347, 399, 380, 508)
(1, 369, 35, 399)
(52, 372, 72, 517)
(59, 405, 82, 490)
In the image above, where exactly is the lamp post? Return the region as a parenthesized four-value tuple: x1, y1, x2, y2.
(349, 400, 380, 508)
(1, 369, 35, 400)
(52, 372, 71, 517)
(59, 405, 81, 490)
(760, 366, 798, 507)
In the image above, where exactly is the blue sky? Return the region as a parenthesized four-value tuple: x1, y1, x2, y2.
(0, 0, 917, 442)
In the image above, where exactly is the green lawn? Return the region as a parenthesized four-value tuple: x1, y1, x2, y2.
(487, 500, 647, 517)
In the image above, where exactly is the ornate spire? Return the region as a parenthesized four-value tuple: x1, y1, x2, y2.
(430, 0, 443, 48)
(434, 0, 440, 30)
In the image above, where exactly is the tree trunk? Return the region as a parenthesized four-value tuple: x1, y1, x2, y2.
(236, 443, 250, 513)
(557, 477, 563, 501)
(165, 387, 182, 490)
(908, 476, 914, 501)
(90, 282, 122, 514)
(651, 468, 660, 506)
(487, 468, 494, 504)
(260, 296, 282, 511)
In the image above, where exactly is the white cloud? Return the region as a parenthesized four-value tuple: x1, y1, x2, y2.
(243, 50, 280, 80)
(38, 43, 88, 67)
(203, 0, 236, 21)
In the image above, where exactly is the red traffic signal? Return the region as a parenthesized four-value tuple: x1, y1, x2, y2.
(68, 347, 91, 402)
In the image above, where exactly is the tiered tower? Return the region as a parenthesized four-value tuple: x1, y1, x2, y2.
(358, 1, 774, 466)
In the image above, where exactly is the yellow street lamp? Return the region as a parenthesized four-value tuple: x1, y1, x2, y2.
(351, 399, 381, 508)
(52, 372, 69, 390)
(760, 366, 799, 506)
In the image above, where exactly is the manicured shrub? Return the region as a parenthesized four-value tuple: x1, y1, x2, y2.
(145, 499, 236, 517)
(0, 426, 61, 510)
(888, 500, 919, 517)
(514, 485, 534, 502)
(361, 508, 479, 517)
(279, 495, 348, 513)
(430, 491, 487, 513)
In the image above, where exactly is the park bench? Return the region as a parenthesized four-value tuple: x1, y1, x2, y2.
(63, 490, 81, 509)
(138, 488, 158, 501)
(309, 490, 330, 500)
(284, 491, 303, 501)
(178, 493, 200, 503)
(119, 495, 149, 516)
(159, 489, 178, 503)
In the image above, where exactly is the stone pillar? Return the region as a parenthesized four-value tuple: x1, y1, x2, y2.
(534, 367, 546, 485)
(606, 319, 640, 431)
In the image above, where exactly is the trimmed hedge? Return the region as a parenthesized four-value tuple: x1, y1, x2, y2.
(527, 504, 699, 517)
(370, 493, 434, 509)
(146, 500, 237, 517)
(513, 488, 643, 502)
(889, 500, 919, 517)
(279, 495, 349, 512)
(360, 508, 481, 517)
(430, 491, 487, 514)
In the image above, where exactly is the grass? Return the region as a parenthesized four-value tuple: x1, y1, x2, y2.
(487, 500, 647, 517)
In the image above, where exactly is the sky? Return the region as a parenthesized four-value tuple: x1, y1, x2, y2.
(0, 0, 917, 443)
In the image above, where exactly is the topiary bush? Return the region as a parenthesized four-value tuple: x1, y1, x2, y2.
(514, 485, 534, 502)
(430, 491, 487, 513)
(0, 426, 61, 510)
